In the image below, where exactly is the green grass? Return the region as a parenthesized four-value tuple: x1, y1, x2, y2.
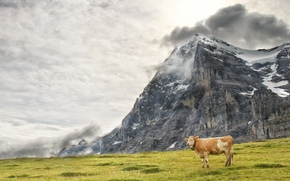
(1, 137, 290, 180)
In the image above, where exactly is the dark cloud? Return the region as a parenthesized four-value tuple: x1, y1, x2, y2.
(55, 123, 101, 150)
(206, 4, 246, 31)
(163, 4, 290, 49)
(0, 1, 18, 8)
(0, 0, 38, 8)
(163, 25, 210, 46)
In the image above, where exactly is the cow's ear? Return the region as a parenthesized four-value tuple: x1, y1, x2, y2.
(195, 136, 200, 139)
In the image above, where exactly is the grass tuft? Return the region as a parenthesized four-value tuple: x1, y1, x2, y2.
(122, 166, 143, 171)
(3, 164, 19, 167)
(140, 167, 164, 174)
(122, 164, 160, 171)
(7, 174, 29, 178)
(94, 162, 125, 167)
(136, 164, 158, 168)
(261, 143, 273, 148)
(254, 163, 286, 168)
(108, 179, 140, 181)
(95, 162, 114, 166)
(60, 172, 88, 177)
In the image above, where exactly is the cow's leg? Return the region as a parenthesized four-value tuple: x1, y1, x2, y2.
(225, 158, 229, 166)
(228, 153, 233, 166)
(225, 153, 231, 166)
(225, 154, 228, 166)
(205, 156, 209, 168)
(226, 146, 234, 166)
(201, 158, 205, 168)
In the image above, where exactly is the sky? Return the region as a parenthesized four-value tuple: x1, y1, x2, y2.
(1, 0, 290, 158)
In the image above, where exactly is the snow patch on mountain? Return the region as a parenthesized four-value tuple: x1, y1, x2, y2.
(132, 123, 140, 130)
(113, 141, 122, 145)
(237, 49, 279, 64)
(173, 84, 189, 94)
(240, 86, 257, 96)
(166, 141, 177, 150)
(262, 64, 289, 97)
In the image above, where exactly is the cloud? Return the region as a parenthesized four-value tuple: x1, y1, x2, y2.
(0, 0, 171, 148)
(0, 123, 101, 159)
(55, 122, 101, 149)
(162, 4, 290, 49)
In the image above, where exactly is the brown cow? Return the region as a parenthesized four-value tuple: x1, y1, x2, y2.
(185, 135, 234, 168)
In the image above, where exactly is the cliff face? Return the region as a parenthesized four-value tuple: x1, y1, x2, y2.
(60, 35, 290, 156)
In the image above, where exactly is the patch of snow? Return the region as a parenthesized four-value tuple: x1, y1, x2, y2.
(250, 56, 277, 65)
(236, 44, 290, 65)
(165, 80, 185, 87)
(240, 86, 257, 96)
(262, 64, 289, 97)
(166, 83, 189, 94)
(112, 141, 122, 145)
(166, 141, 177, 150)
(214, 57, 224, 62)
(174, 84, 189, 92)
(253, 64, 274, 73)
(132, 123, 140, 130)
(263, 80, 289, 97)
(204, 48, 212, 53)
(235, 49, 280, 66)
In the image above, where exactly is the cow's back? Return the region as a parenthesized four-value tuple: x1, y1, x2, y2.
(195, 138, 220, 154)
(221, 135, 233, 145)
(221, 136, 233, 151)
(200, 136, 233, 154)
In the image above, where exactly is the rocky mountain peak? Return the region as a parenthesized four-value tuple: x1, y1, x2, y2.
(59, 35, 290, 156)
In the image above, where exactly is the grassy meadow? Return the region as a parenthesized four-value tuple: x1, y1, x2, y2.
(1, 137, 290, 181)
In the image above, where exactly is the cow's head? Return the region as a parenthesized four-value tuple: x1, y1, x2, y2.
(185, 136, 199, 150)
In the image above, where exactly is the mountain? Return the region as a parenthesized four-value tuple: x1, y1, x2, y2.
(59, 34, 290, 156)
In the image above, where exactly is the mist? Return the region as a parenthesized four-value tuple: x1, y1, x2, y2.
(0, 123, 101, 159)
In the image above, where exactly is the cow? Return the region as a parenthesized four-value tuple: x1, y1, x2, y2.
(184, 135, 234, 168)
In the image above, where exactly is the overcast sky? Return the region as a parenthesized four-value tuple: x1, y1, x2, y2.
(1, 0, 290, 158)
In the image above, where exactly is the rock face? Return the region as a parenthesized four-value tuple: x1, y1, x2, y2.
(59, 34, 290, 156)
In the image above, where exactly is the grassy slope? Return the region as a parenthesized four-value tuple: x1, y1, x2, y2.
(1, 137, 290, 181)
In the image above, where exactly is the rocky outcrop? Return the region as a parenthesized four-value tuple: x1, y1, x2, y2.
(59, 35, 290, 156)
